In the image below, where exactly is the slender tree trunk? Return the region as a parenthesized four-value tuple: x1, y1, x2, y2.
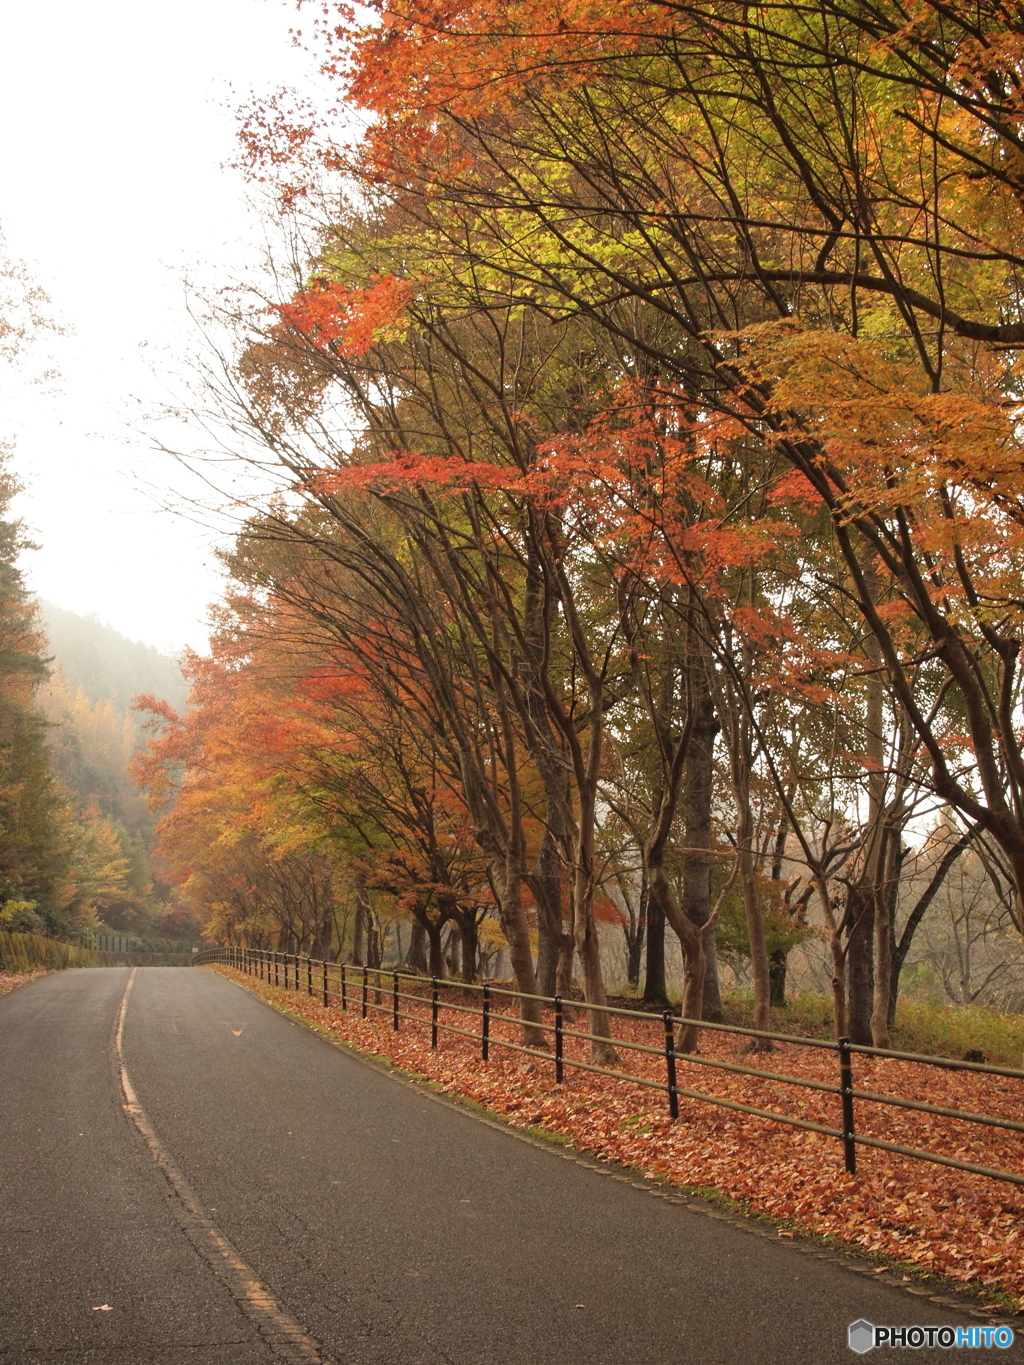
(702, 929, 723, 1020)
(649, 861, 706, 1053)
(572, 856, 618, 1063)
(857, 553, 891, 1049)
(681, 680, 721, 1021)
(494, 858, 546, 1045)
(830, 930, 848, 1039)
(626, 906, 646, 990)
(768, 950, 788, 1007)
(870, 831, 899, 1047)
(350, 887, 368, 967)
(533, 823, 563, 997)
(367, 917, 383, 970)
(708, 663, 772, 1041)
(737, 840, 773, 1042)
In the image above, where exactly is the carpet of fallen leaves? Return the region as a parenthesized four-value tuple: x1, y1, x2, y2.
(0, 968, 49, 997)
(212, 965, 1024, 1310)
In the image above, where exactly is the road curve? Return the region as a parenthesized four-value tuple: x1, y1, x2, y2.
(0, 967, 1000, 1363)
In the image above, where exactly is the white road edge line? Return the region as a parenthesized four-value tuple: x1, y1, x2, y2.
(115, 968, 325, 1364)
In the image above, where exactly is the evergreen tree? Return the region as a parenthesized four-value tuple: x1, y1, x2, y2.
(0, 453, 88, 939)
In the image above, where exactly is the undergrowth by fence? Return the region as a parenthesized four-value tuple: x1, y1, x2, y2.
(0, 931, 97, 972)
(197, 947, 1024, 1190)
(95, 951, 197, 967)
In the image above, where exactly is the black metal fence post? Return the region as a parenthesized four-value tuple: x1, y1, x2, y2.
(431, 977, 439, 1049)
(663, 1011, 679, 1119)
(322, 959, 329, 1008)
(361, 965, 368, 1019)
(341, 963, 347, 1012)
(274, 952, 279, 988)
(307, 956, 313, 996)
(838, 1036, 857, 1174)
(555, 996, 564, 1083)
(393, 970, 399, 1030)
(482, 983, 490, 1061)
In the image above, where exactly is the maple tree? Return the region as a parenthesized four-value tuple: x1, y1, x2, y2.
(139, 0, 1024, 1072)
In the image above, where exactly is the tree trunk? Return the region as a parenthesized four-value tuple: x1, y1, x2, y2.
(737, 841, 773, 1043)
(768, 949, 788, 1007)
(427, 922, 445, 978)
(367, 917, 383, 969)
(493, 860, 546, 1045)
(709, 667, 772, 1043)
(459, 916, 478, 984)
(649, 861, 706, 1054)
(870, 831, 900, 1047)
(888, 827, 974, 1030)
(406, 918, 428, 974)
(573, 863, 618, 1064)
(536, 913, 559, 997)
(681, 681, 721, 1021)
(845, 885, 874, 1045)
(626, 909, 645, 990)
(350, 888, 368, 967)
(444, 925, 461, 978)
(702, 927, 723, 1021)
(533, 823, 563, 997)
(643, 894, 668, 1007)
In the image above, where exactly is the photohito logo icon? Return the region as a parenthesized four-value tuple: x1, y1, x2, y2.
(849, 1320, 875, 1354)
(848, 1320, 1015, 1351)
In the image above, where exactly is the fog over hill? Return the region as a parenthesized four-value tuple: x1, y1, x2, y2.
(33, 601, 198, 938)
(39, 600, 188, 713)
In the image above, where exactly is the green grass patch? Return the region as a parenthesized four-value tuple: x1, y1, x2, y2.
(0, 931, 97, 972)
(720, 990, 1024, 1065)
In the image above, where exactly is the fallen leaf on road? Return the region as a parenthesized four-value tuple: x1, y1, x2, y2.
(91, 1305, 112, 1312)
(215, 965, 1024, 1312)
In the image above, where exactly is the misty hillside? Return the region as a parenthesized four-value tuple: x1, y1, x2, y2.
(39, 601, 188, 713)
(33, 601, 199, 938)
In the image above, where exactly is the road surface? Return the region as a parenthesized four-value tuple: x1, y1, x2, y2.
(0, 967, 1006, 1363)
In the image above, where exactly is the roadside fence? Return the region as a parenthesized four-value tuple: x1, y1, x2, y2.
(194, 946, 1024, 1189)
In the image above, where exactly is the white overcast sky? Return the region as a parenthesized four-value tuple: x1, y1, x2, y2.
(0, 0, 319, 654)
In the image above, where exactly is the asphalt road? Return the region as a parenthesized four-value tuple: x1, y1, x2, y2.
(0, 968, 1010, 1364)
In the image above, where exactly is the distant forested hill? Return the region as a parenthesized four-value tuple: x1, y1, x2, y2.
(39, 602, 188, 713)
(35, 603, 197, 939)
